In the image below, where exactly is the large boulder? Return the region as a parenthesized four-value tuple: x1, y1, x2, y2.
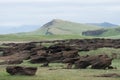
(30, 56, 48, 63)
(6, 66, 37, 76)
(74, 54, 113, 69)
(91, 56, 113, 69)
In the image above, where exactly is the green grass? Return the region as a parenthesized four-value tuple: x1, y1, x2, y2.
(81, 26, 120, 38)
(87, 27, 120, 38)
(99, 27, 120, 37)
(104, 35, 120, 39)
(0, 34, 91, 41)
(0, 60, 119, 80)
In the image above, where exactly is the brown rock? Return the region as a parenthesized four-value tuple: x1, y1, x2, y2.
(6, 66, 37, 76)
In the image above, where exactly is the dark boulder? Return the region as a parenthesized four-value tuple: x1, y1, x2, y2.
(6, 66, 37, 76)
(30, 56, 48, 63)
(91, 57, 113, 69)
(74, 54, 113, 69)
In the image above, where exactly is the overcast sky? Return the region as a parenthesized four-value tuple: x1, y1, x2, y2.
(0, 0, 120, 27)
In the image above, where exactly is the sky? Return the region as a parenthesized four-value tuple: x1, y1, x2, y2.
(0, 0, 120, 27)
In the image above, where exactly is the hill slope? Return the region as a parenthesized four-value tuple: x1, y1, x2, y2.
(87, 22, 119, 28)
(1, 19, 120, 41)
(0, 19, 102, 41)
(82, 27, 120, 38)
(25, 19, 101, 35)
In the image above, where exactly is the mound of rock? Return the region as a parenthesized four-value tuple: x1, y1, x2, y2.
(1, 38, 120, 66)
(6, 66, 37, 76)
(74, 54, 113, 69)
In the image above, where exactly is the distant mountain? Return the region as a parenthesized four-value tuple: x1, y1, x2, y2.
(0, 20, 118, 35)
(0, 25, 40, 34)
(87, 22, 119, 28)
(1, 19, 120, 40)
(25, 19, 101, 35)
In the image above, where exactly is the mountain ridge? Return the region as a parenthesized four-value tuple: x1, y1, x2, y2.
(87, 22, 119, 28)
(0, 19, 119, 34)
(29, 19, 101, 35)
(0, 19, 120, 40)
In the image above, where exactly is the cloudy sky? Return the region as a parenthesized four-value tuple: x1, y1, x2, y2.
(0, 0, 120, 27)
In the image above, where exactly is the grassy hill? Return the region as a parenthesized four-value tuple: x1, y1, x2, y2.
(0, 19, 102, 41)
(100, 27, 120, 37)
(1, 19, 120, 41)
(83, 27, 120, 38)
(23, 19, 101, 35)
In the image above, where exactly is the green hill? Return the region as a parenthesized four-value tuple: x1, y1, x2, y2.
(100, 27, 120, 36)
(0, 19, 102, 41)
(82, 27, 120, 38)
(23, 19, 101, 35)
(103, 27, 120, 38)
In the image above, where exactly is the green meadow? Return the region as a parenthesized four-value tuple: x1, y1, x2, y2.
(0, 34, 91, 41)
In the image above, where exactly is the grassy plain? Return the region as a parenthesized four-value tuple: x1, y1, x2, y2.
(0, 34, 90, 42)
(0, 60, 119, 80)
